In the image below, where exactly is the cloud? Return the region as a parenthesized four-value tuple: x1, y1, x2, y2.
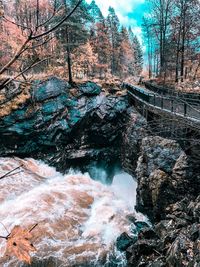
(86, 0, 145, 17)
(86, 0, 145, 46)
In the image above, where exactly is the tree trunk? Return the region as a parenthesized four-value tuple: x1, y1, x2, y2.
(193, 61, 200, 80)
(180, 6, 186, 82)
(66, 28, 73, 84)
(67, 47, 73, 84)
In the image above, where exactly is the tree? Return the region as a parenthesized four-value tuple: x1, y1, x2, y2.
(72, 41, 98, 78)
(132, 35, 143, 75)
(142, 0, 200, 82)
(88, 0, 103, 23)
(173, 0, 200, 82)
(57, 0, 91, 83)
(142, 16, 154, 78)
(90, 19, 111, 78)
(107, 7, 120, 76)
(119, 26, 134, 78)
(0, 0, 83, 88)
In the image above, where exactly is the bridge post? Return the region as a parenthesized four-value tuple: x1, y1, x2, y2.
(184, 103, 187, 116)
(171, 100, 174, 112)
(161, 97, 164, 109)
(153, 94, 156, 106)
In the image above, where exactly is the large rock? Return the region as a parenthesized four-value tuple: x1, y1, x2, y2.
(121, 107, 147, 174)
(79, 81, 101, 96)
(135, 136, 196, 221)
(125, 196, 200, 267)
(0, 77, 129, 171)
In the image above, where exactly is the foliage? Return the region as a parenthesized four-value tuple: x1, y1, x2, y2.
(143, 0, 200, 82)
(2, 224, 38, 264)
(0, 0, 144, 86)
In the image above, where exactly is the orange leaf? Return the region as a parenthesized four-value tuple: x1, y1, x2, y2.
(4, 225, 37, 264)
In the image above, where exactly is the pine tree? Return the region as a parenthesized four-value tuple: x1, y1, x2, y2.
(57, 0, 91, 83)
(72, 41, 98, 78)
(90, 19, 111, 78)
(88, 0, 103, 23)
(119, 26, 135, 78)
(132, 36, 143, 75)
(107, 7, 120, 76)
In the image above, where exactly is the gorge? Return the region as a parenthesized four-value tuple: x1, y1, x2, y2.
(0, 78, 199, 266)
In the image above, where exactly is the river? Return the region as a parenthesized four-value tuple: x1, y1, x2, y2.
(0, 157, 146, 266)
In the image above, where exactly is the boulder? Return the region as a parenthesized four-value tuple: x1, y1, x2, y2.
(135, 136, 196, 221)
(116, 232, 136, 251)
(79, 81, 101, 96)
(121, 107, 147, 174)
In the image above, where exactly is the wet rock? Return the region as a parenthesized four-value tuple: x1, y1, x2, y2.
(0, 78, 129, 171)
(146, 258, 165, 267)
(134, 221, 150, 232)
(138, 227, 158, 240)
(33, 77, 71, 102)
(116, 232, 136, 251)
(121, 107, 147, 174)
(135, 136, 197, 221)
(79, 81, 101, 96)
(125, 196, 200, 267)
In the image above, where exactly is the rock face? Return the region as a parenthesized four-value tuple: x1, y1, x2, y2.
(124, 196, 200, 267)
(0, 77, 129, 171)
(135, 136, 197, 221)
(121, 107, 147, 175)
(123, 135, 200, 267)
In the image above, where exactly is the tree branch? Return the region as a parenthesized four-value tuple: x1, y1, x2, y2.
(0, 34, 32, 76)
(31, 0, 82, 40)
(0, 0, 82, 80)
(2, 57, 53, 88)
(0, 165, 23, 180)
(2, 15, 32, 30)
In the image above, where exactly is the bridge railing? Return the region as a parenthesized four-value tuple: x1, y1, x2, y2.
(123, 83, 200, 121)
(144, 81, 200, 105)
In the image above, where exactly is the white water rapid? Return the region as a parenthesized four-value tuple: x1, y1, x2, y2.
(0, 157, 146, 267)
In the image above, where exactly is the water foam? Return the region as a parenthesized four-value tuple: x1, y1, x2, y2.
(0, 158, 144, 266)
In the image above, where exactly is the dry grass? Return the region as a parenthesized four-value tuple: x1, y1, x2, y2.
(0, 86, 30, 117)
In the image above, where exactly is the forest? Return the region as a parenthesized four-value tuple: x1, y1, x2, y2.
(0, 0, 143, 86)
(143, 0, 200, 85)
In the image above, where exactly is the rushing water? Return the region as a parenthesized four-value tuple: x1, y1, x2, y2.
(0, 158, 146, 267)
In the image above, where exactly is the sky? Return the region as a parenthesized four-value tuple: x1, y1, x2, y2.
(85, 0, 149, 48)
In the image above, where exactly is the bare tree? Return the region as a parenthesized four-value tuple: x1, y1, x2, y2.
(0, 0, 82, 88)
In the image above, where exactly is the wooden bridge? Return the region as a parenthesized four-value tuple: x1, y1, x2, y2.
(123, 83, 200, 133)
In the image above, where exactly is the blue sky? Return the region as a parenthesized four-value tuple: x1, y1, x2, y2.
(85, 0, 149, 47)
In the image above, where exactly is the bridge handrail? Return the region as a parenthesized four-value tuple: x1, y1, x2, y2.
(123, 82, 200, 121)
(144, 81, 200, 97)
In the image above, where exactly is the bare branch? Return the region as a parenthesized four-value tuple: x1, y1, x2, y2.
(36, 3, 64, 28)
(0, 165, 23, 180)
(0, 34, 32, 76)
(2, 57, 53, 88)
(2, 15, 32, 30)
(0, 0, 82, 80)
(26, 36, 56, 50)
(31, 0, 83, 40)
(36, 0, 39, 30)
(29, 223, 38, 233)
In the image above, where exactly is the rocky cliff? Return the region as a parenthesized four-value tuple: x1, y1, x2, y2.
(0, 77, 129, 172)
(120, 135, 200, 267)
